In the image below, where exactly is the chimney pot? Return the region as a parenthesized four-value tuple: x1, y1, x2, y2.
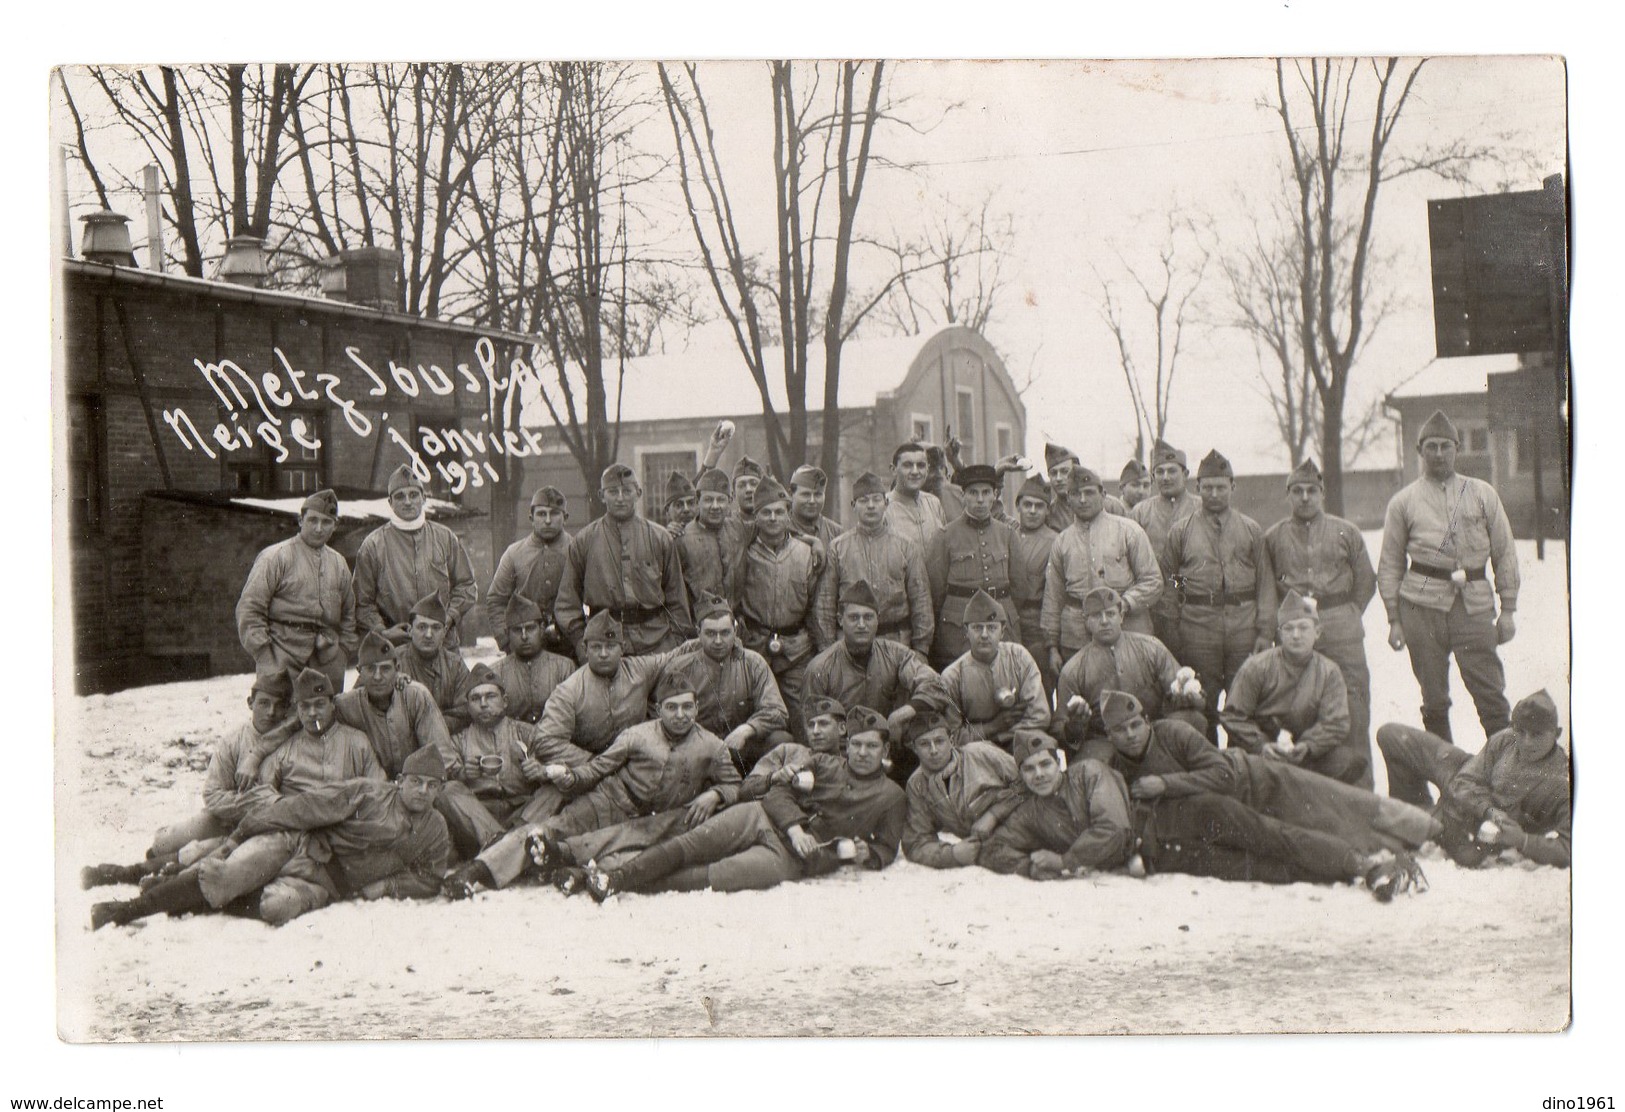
(218, 236, 269, 288)
(320, 246, 402, 311)
(80, 210, 136, 267)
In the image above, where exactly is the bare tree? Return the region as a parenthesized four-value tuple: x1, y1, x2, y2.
(1093, 213, 1210, 461)
(660, 60, 901, 483)
(1267, 56, 1483, 513)
(866, 194, 1014, 337)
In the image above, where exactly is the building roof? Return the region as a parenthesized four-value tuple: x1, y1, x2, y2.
(230, 495, 469, 522)
(520, 326, 936, 426)
(1387, 353, 1525, 401)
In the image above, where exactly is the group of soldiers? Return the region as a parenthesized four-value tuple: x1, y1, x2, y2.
(83, 409, 1571, 929)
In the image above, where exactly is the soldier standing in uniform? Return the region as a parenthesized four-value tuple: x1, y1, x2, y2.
(1378, 409, 1519, 743)
(676, 468, 743, 611)
(885, 442, 947, 554)
(1009, 475, 1060, 700)
(235, 488, 358, 691)
(729, 478, 831, 737)
(1118, 459, 1153, 511)
(492, 595, 577, 726)
(353, 464, 478, 648)
(1264, 458, 1378, 786)
(819, 471, 934, 655)
(926, 464, 1022, 671)
(788, 464, 844, 550)
(484, 486, 571, 655)
(1040, 465, 1163, 683)
(728, 456, 766, 530)
(1130, 439, 1201, 656)
(662, 471, 698, 531)
(1163, 449, 1277, 740)
(555, 462, 694, 659)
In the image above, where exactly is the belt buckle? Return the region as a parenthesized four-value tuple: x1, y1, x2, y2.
(767, 632, 784, 655)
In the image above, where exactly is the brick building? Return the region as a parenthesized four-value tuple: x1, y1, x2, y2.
(59, 246, 534, 693)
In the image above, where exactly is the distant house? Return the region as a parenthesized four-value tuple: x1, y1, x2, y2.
(515, 326, 1027, 524)
(1384, 351, 1568, 538)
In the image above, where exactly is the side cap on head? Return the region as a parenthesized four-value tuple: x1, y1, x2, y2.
(1417, 409, 1461, 446)
(582, 610, 624, 644)
(1067, 466, 1104, 493)
(851, 471, 887, 500)
(1016, 476, 1052, 506)
(845, 705, 890, 742)
(301, 488, 339, 518)
(1277, 589, 1319, 626)
(1286, 458, 1324, 489)
(1082, 585, 1123, 617)
(1044, 442, 1081, 472)
(357, 630, 396, 668)
(663, 470, 696, 504)
(530, 486, 568, 511)
(600, 462, 637, 489)
(693, 591, 734, 625)
(1011, 729, 1059, 766)
(467, 662, 504, 695)
(1119, 459, 1149, 483)
(731, 455, 765, 482)
(695, 468, 732, 495)
(409, 592, 448, 626)
(250, 670, 294, 703)
(1196, 450, 1233, 480)
(293, 666, 336, 703)
(963, 589, 1003, 626)
(653, 661, 699, 704)
(839, 579, 880, 613)
(401, 745, 446, 781)
(388, 464, 425, 495)
(804, 696, 848, 721)
(1099, 689, 1144, 731)
(1151, 440, 1188, 471)
(504, 594, 544, 629)
(1511, 689, 1559, 732)
(789, 464, 827, 492)
(754, 477, 791, 509)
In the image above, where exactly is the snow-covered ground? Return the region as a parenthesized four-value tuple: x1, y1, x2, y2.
(54, 537, 1572, 1041)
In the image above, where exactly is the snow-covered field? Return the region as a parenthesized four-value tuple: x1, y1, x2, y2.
(54, 537, 1572, 1041)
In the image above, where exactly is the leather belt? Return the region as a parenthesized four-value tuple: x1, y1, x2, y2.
(1181, 588, 1257, 607)
(1409, 560, 1486, 582)
(877, 619, 912, 638)
(945, 584, 1010, 600)
(743, 613, 805, 638)
(595, 603, 664, 623)
(273, 619, 326, 633)
(1299, 589, 1352, 609)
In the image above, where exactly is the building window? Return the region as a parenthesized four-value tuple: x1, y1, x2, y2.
(67, 396, 104, 535)
(640, 449, 699, 520)
(955, 387, 976, 462)
(910, 414, 934, 445)
(276, 410, 326, 494)
(1514, 425, 1559, 475)
(1458, 424, 1489, 455)
(995, 423, 1014, 467)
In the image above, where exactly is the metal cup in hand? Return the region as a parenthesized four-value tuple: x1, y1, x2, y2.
(793, 770, 815, 791)
(834, 838, 857, 861)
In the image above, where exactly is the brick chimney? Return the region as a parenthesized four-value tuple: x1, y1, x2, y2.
(79, 210, 137, 267)
(319, 247, 402, 311)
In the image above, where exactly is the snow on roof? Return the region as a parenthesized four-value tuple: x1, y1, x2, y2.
(520, 326, 932, 426)
(1387, 353, 1524, 400)
(231, 495, 465, 521)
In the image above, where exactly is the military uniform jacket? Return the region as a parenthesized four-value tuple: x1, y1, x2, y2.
(1263, 512, 1376, 618)
(440, 717, 540, 802)
(666, 641, 790, 740)
(1009, 525, 1059, 615)
(676, 517, 747, 612)
(1219, 647, 1349, 761)
(262, 723, 386, 797)
(1444, 728, 1571, 866)
(730, 532, 832, 660)
(759, 763, 907, 874)
(739, 743, 826, 801)
(885, 489, 946, 555)
(791, 514, 844, 552)
(903, 742, 1022, 867)
(1054, 631, 1187, 733)
(353, 521, 478, 636)
(494, 650, 578, 725)
(334, 682, 451, 779)
(981, 760, 1135, 876)
(556, 514, 693, 652)
(1093, 718, 1238, 798)
(1039, 513, 1163, 648)
(483, 532, 571, 641)
(818, 523, 934, 651)
(393, 645, 475, 732)
(1164, 508, 1277, 639)
(940, 644, 1050, 743)
(532, 651, 675, 762)
(1045, 494, 1132, 536)
(203, 721, 286, 825)
(233, 779, 449, 898)
(926, 515, 1022, 632)
(564, 720, 742, 818)
(803, 638, 949, 717)
(1131, 490, 1202, 618)
(1377, 473, 1519, 618)
(236, 536, 359, 665)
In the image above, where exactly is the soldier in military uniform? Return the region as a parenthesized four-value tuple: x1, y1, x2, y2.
(728, 477, 831, 737)
(885, 442, 947, 554)
(1378, 409, 1520, 743)
(1130, 439, 1202, 656)
(978, 730, 1136, 879)
(1009, 475, 1060, 700)
(484, 486, 571, 654)
(675, 592, 792, 774)
(1220, 590, 1363, 784)
(1163, 450, 1277, 740)
(555, 462, 694, 658)
(1118, 458, 1152, 511)
(819, 471, 934, 655)
(729, 455, 766, 531)
(235, 487, 357, 691)
(1264, 458, 1378, 786)
(392, 592, 474, 733)
(492, 595, 578, 726)
(353, 464, 478, 648)
(1040, 466, 1163, 679)
(940, 589, 1050, 749)
(333, 630, 451, 779)
(787, 464, 844, 550)
(926, 464, 1022, 671)
(434, 662, 550, 859)
(901, 716, 1022, 870)
(677, 468, 744, 610)
(662, 470, 698, 531)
